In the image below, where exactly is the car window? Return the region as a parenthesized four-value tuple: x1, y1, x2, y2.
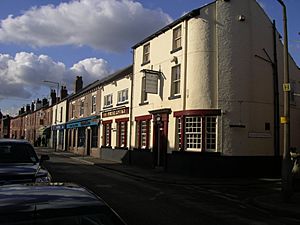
(0, 143, 38, 163)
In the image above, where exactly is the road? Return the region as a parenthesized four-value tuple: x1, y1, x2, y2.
(38, 149, 298, 225)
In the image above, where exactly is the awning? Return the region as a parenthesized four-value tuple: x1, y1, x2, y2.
(38, 126, 51, 137)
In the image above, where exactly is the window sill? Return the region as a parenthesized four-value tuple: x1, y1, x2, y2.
(103, 105, 113, 110)
(116, 101, 129, 106)
(141, 61, 150, 66)
(139, 102, 149, 106)
(170, 47, 182, 54)
(168, 95, 181, 100)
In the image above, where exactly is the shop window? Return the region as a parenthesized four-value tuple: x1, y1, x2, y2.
(205, 116, 217, 151)
(142, 43, 150, 65)
(72, 129, 76, 147)
(103, 122, 112, 147)
(68, 130, 72, 147)
(171, 64, 181, 97)
(58, 130, 64, 146)
(77, 127, 85, 147)
(136, 118, 151, 149)
(176, 115, 217, 152)
(91, 125, 98, 148)
(116, 120, 128, 148)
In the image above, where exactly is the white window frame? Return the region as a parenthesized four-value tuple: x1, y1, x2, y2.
(117, 89, 129, 104)
(173, 26, 182, 50)
(91, 95, 97, 113)
(171, 64, 181, 96)
(176, 116, 218, 152)
(104, 94, 113, 107)
(143, 43, 150, 64)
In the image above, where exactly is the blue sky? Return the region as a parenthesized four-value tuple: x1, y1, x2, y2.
(0, 0, 299, 115)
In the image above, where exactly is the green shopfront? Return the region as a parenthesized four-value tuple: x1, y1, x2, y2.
(66, 115, 100, 156)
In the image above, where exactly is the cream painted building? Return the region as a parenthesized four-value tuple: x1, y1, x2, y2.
(130, 0, 300, 167)
(66, 66, 132, 159)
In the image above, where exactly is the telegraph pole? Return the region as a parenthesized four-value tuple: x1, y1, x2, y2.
(277, 0, 293, 202)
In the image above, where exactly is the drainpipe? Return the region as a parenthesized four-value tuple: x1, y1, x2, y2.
(183, 20, 188, 111)
(273, 20, 280, 156)
(129, 52, 135, 165)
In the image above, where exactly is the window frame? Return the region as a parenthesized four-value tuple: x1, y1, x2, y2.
(79, 100, 84, 116)
(77, 127, 85, 147)
(91, 95, 97, 113)
(91, 125, 98, 148)
(117, 89, 129, 104)
(104, 94, 113, 108)
(116, 118, 129, 148)
(140, 76, 148, 104)
(171, 64, 181, 97)
(102, 120, 112, 147)
(135, 115, 152, 149)
(142, 43, 150, 65)
(172, 25, 182, 51)
(174, 110, 220, 152)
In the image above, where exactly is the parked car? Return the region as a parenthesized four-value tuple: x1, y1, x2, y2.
(0, 139, 51, 185)
(0, 182, 127, 225)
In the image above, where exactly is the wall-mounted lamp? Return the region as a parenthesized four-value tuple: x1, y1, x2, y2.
(238, 15, 246, 21)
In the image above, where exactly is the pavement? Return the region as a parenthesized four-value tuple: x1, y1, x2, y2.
(38, 147, 300, 220)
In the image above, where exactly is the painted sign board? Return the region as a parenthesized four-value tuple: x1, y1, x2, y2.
(102, 107, 129, 118)
(145, 73, 158, 94)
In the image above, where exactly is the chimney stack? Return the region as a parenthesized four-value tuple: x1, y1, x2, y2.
(74, 76, 83, 93)
(31, 102, 35, 111)
(50, 89, 57, 105)
(26, 104, 30, 113)
(36, 98, 42, 110)
(60, 86, 68, 99)
(42, 98, 48, 106)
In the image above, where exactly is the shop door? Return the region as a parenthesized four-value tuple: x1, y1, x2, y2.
(86, 128, 91, 156)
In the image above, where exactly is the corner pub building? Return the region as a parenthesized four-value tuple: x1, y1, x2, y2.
(127, 0, 300, 176)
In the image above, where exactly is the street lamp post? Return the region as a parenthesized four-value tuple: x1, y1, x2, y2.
(43, 80, 59, 152)
(276, 0, 293, 201)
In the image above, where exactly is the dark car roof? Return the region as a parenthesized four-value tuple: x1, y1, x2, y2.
(0, 182, 104, 209)
(0, 183, 127, 224)
(0, 138, 31, 144)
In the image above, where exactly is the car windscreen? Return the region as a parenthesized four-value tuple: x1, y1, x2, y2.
(0, 143, 39, 163)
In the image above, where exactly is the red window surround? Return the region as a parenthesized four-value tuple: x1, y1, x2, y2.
(174, 109, 220, 152)
(135, 115, 152, 149)
(102, 120, 112, 147)
(115, 118, 129, 148)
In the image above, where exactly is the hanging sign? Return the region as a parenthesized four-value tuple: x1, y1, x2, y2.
(145, 72, 159, 94)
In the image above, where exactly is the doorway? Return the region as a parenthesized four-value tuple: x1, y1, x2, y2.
(86, 128, 91, 156)
(150, 109, 171, 168)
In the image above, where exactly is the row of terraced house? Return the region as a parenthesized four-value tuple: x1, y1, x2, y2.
(5, 0, 300, 176)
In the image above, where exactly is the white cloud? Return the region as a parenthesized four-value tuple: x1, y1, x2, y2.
(0, 52, 111, 100)
(0, 0, 172, 52)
